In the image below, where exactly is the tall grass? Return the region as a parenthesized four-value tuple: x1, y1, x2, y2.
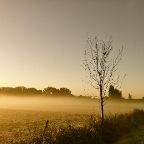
(26, 109, 144, 144)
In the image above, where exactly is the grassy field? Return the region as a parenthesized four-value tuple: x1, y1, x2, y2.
(0, 98, 144, 143)
(0, 109, 91, 143)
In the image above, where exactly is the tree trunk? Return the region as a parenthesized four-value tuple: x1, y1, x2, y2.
(100, 85, 104, 124)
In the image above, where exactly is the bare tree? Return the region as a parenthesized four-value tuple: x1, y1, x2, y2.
(83, 36, 123, 123)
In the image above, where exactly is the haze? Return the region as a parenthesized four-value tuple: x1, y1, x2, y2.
(0, 96, 94, 111)
(0, 96, 143, 115)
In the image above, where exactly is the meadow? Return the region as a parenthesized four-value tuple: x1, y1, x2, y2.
(0, 96, 144, 144)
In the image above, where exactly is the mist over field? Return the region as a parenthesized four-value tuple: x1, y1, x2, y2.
(0, 95, 144, 114)
(0, 95, 144, 144)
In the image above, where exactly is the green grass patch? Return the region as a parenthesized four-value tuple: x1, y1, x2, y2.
(115, 125, 144, 144)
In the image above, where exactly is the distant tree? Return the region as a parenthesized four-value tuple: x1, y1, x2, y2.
(109, 85, 122, 99)
(59, 87, 71, 95)
(43, 87, 72, 96)
(0, 86, 42, 96)
(0, 87, 16, 95)
(26, 88, 42, 95)
(128, 94, 132, 100)
(43, 87, 60, 95)
(15, 86, 27, 95)
(83, 36, 124, 124)
(0, 86, 72, 96)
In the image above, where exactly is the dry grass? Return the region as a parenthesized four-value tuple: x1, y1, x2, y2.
(0, 99, 144, 143)
(0, 108, 144, 144)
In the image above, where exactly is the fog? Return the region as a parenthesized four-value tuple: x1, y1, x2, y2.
(0, 96, 144, 114)
(0, 96, 97, 113)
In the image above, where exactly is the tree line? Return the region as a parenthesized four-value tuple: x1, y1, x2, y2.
(0, 86, 72, 96)
(0, 85, 123, 98)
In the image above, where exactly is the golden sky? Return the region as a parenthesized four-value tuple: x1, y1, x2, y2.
(0, 0, 144, 98)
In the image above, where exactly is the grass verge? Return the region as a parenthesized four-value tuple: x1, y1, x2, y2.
(115, 125, 144, 144)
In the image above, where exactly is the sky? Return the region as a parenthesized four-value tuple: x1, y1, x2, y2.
(0, 0, 144, 99)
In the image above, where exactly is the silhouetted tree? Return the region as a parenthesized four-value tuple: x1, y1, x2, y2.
(0, 86, 73, 96)
(109, 85, 122, 99)
(83, 36, 123, 124)
(15, 86, 27, 95)
(59, 87, 71, 95)
(26, 88, 42, 95)
(43, 87, 72, 96)
(43, 87, 60, 95)
(128, 93, 132, 100)
(0, 86, 42, 96)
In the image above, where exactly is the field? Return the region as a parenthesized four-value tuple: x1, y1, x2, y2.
(0, 96, 144, 143)
(0, 109, 90, 143)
